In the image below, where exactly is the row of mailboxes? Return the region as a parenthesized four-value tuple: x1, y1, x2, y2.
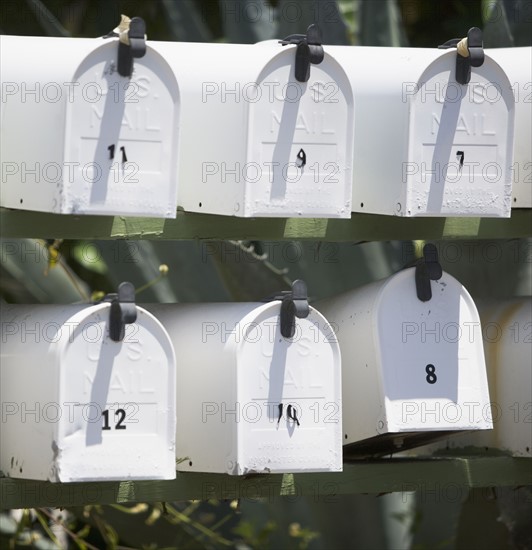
(0, 282, 343, 480)
(4, 253, 521, 482)
(1, 27, 529, 219)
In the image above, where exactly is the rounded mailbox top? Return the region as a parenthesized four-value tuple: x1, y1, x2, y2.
(233, 300, 339, 348)
(52, 302, 176, 380)
(375, 267, 488, 411)
(54, 302, 176, 481)
(376, 266, 480, 324)
(234, 301, 341, 395)
(64, 40, 180, 217)
(0, 301, 177, 482)
(232, 301, 343, 474)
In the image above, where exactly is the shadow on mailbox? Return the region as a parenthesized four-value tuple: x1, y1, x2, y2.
(0, 303, 177, 482)
(378, 272, 461, 403)
(409, 51, 515, 217)
(231, 305, 342, 474)
(146, 300, 342, 475)
(316, 259, 492, 457)
(84, 329, 121, 447)
(247, 49, 354, 217)
(66, 42, 180, 217)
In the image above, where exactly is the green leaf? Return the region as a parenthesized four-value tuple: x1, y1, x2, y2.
(72, 242, 108, 275)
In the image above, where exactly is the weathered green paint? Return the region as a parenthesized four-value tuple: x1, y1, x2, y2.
(1, 208, 531, 241)
(1, 457, 530, 509)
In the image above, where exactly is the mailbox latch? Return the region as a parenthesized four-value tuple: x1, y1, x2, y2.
(104, 15, 147, 78)
(280, 279, 310, 338)
(438, 27, 484, 85)
(103, 281, 138, 342)
(415, 244, 442, 302)
(279, 24, 325, 83)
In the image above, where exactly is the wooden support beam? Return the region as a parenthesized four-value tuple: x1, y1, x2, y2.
(1, 208, 531, 241)
(1, 457, 530, 509)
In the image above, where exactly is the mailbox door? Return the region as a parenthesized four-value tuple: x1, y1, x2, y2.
(247, 50, 354, 218)
(64, 42, 180, 217)
(407, 53, 514, 217)
(55, 304, 176, 481)
(376, 268, 491, 432)
(235, 304, 342, 474)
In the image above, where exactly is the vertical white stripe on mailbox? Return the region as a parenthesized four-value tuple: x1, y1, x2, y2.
(0, 303, 176, 482)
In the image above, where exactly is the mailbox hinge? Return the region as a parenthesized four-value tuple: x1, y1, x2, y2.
(438, 27, 484, 85)
(279, 279, 310, 338)
(415, 244, 443, 302)
(103, 281, 138, 342)
(104, 15, 147, 78)
(279, 24, 325, 83)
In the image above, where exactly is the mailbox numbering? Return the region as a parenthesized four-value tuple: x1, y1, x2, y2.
(425, 364, 437, 384)
(102, 408, 127, 430)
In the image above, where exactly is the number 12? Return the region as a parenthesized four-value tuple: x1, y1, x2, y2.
(102, 409, 127, 430)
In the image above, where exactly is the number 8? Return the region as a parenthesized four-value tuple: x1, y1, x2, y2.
(426, 364, 437, 384)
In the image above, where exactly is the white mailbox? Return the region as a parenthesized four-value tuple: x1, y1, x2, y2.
(412, 299, 532, 457)
(0, 289, 176, 482)
(316, 247, 492, 455)
(147, 283, 342, 474)
(471, 299, 531, 456)
(0, 31, 180, 217)
(328, 31, 515, 217)
(153, 26, 354, 218)
(488, 47, 532, 208)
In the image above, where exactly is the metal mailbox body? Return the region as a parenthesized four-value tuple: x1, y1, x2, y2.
(488, 47, 531, 208)
(316, 267, 492, 454)
(0, 303, 176, 482)
(152, 40, 354, 218)
(148, 302, 342, 474)
(471, 299, 531, 456)
(413, 299, 532, 457)
(0, 35, 180, 217)
(328, 45, 515, 217)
